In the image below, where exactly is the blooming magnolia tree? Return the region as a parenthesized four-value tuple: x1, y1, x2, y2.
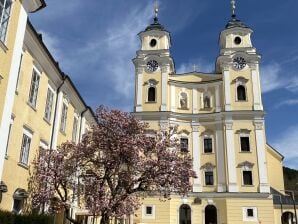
(32, 106, 196, 224)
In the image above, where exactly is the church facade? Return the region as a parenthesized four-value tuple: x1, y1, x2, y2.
(132, 4, 296, 224)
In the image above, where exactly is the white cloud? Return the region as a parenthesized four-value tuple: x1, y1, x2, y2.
(176, 59, 214, 74)
(274, 99, 298, 108)
(286, 77, 298, 92)
(260, 63, 286, 93)
(39, 30, 62, 61)
(272, 125, 298, 170)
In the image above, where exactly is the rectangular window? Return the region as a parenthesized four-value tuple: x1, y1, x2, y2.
(72, 116, 78, 143)
(19, 133, 32, 165)
(142, 205, 155, 219)
(243, 207, 258, 221)
(28, 69, 40, 108)
(60, 103, 68, 132)
(146, 206, 153, 215)
(0, 0, 12, 42)
(243, 170, 253, 185)
(204, 138, 213, 153)
(240, 137, 250, 152)
(44, 88, 54, 122)
(205, 171, 214, 186)
(180, 138, 188, 152)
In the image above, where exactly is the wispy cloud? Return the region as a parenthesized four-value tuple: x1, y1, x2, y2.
(39, 30, 63, 62)
(260, 62, 286, 93)
(272, 125, 298, 169)
(176, 58, 214, 74)
(274, 99, 298, 108)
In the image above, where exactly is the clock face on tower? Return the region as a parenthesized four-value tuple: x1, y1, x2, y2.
(146, 60, 159, 73)
(233, 57, 246, 70)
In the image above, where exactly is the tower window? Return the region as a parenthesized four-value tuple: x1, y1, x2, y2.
(148, 87, 156, 102)
(205, 171, 214, 186)
(204, 138, 213, 153)
(243, 170, 253, 185)
(180, 138, 188, 152)
(234, 36, 242, 45)
(237, 85, 246, 101)
(150, 39, 157, 47)
(240, 137, 250, 152)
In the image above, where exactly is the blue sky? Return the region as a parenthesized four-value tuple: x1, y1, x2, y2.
(29, 0, 298, 169)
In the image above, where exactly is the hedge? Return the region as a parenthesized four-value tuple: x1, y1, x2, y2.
(0, 210, 54, 224)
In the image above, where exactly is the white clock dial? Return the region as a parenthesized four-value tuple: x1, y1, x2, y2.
(233, 57, 246, 70)
(146, 60, 159, 73)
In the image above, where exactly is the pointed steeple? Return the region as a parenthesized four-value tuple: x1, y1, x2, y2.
(225, 0, 250, 29)
(145, 0, 165, 31)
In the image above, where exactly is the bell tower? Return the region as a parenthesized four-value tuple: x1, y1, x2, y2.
(216, 0, 263, 112)
(133, 2, 174, 112)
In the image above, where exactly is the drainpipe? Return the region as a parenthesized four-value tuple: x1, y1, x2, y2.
(49, 76, 65, 149)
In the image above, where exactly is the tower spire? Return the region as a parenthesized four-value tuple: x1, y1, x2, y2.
(231, 0, 236, 17)
(154, 0, 159, 23)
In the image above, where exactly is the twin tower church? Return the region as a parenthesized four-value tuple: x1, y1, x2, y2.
(131, 2, 296, 224)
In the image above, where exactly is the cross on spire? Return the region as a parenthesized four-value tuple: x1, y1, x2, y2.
(231, 0, 236, 17)
(154, 0, 159, 22)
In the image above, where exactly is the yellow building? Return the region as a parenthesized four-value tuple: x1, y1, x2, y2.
(0, 0, 97, 219)
(132, 4, 297, 224)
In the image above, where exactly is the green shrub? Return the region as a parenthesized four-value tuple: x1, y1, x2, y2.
(0, 210, 53, 224)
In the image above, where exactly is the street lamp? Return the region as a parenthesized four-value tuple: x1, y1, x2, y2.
(281, 190, 297, 224)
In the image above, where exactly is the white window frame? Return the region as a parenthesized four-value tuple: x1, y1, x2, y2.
(146, 79, 158, 103)
(241, 165, 253, 186)
(204, 170, 214, 186)
(39, 140, 48, 150)
(44, 85, 55, 122)
(72, 115, 79, 143)
(60, 102, 68, 133)
(0, 0, 12, 43)
(235, 77, 248, 102)
(19, 128, 33, 166)
(180, 131, 189, 153)
(179, 91, 189, 109)
(238, 130, 251, 152)
(202, 163, 215, 186)
(28, 67, 41, 108)
(242, 207, 258, 222)
(202, 131, 214, 154)
(142, 205, 155, 219)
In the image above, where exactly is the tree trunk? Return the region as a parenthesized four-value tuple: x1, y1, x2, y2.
(64, 208, 79, 224)
(100, 213, 110, 224)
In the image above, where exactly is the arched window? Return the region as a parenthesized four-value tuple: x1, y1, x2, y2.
(148, 87, 156, 102)
(12, 188, 28, 214)
(179, 204, 191, 224)
(205, 205, 217, 224)
(237, 85, 246, 101)
(204, 96, 211, 108)
(180, 92, 188, 109)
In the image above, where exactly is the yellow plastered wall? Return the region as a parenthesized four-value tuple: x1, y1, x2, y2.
(266, 145, 285, 192)
(0, 1, 22, 121)
(226, 198, 274, 224)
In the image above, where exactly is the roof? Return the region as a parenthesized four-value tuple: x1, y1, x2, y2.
(271, 188, 298, 205)
(145, 17, 165, 31)
(225, 15, 250, 29)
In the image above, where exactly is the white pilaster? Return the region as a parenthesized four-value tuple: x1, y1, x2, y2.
(251, 64, 263, 111)
(136, 67, 143, 112)
(192, 88, 198, 114)
(0, 6, 28, 179)
(51, 91, 64, 149)
(161, 66, 168, 111)
(170, 85, 176, 112)
(254, 121, 270, 193)
(215, 122, 226, 192)
(223, 66, 231, 111)
(192, 123, 202, 192)
(225, 120, 238, 192)
(79, 116, 86, 141)
(215, 85, 221, 112)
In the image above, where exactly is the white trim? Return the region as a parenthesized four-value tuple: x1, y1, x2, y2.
(39, 140, 48, 150)
(192, 124, 202, 192)
(161, 68, 167, 111)
(170, 85, 176, 112)
(192, 88, 198, 113)
(136, 72, 143, 112)
(241, 167, 253, 186)
(51, 91, 63, 149)
(215, 85, 221, 112)
(224, 69, 231, 111)
(239, 131, 251, 152)
(0, 5, 27, 179)
(141, 205, 155, 220)
(251, 68, 262, 110)
(242, 207, 258, 222)
(225, 121, 238, 192)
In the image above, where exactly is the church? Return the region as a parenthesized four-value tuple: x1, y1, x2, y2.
(131, 1, 297, 224)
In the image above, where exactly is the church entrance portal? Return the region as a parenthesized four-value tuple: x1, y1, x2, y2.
(205, 205, 217, 224)
(179, 204, 191, 224)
